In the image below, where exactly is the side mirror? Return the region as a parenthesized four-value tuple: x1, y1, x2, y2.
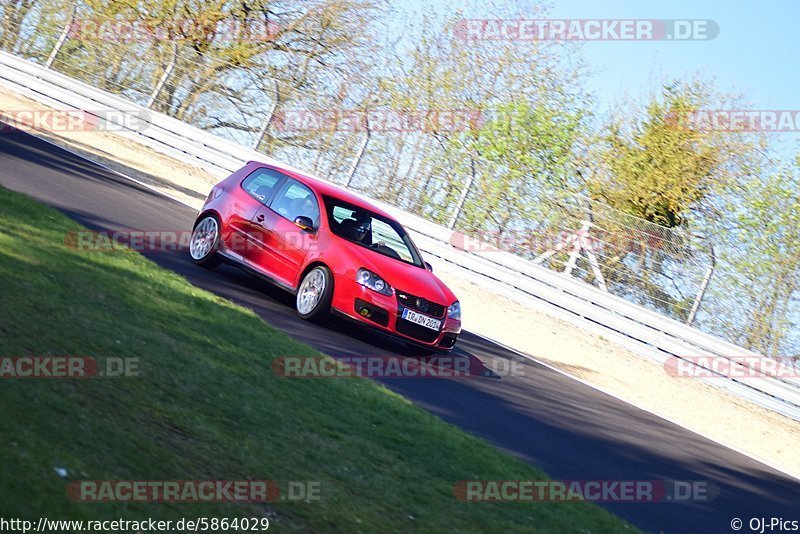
(293, 216, 314, 232)
(424, 261, 433, 272)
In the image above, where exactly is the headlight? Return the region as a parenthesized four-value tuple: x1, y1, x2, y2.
(447, 300, 461, 320)
(356, 268, 393, 296)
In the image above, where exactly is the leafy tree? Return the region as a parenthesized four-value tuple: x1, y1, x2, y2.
(0, 0, 36, 52)
(590, 82, 753, 228)
(704, 165, 800, 357)
(455, 100, 583, 236)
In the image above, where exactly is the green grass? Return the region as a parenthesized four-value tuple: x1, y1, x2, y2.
(0, 186, 636, 532)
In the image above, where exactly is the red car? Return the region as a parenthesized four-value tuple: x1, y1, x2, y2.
(189, 161, 461, 352)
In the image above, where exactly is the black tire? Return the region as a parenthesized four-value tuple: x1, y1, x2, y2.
(296, 265, 334, 322)
(189, 214, 222, 268)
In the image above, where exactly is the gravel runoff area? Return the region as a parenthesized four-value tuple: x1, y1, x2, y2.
(2, 85, 798, 479)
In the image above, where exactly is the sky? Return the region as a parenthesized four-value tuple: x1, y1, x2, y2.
(546, 0, 799, 108)
(388, 0, 800, 158)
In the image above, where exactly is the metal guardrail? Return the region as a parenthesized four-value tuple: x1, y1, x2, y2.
(2, 49, 799, 422)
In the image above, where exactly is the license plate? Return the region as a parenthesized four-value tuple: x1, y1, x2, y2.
(401, 308, 442, 331)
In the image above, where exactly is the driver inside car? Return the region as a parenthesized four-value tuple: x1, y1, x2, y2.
(350, 213, 372, 246)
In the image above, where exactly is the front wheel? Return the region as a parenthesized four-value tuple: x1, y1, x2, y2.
(296, 266, 333, 322)
(189, 215, 222, 268)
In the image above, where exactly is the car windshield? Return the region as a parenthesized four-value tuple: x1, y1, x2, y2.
(323, 195, 423, 267)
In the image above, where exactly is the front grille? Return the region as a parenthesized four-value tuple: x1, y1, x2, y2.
(396, 291, 446, 318)
(395, 319, 440, 343)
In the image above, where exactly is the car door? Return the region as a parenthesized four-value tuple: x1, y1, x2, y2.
(229, 168, 285, 263)
(251, 179, 320, 288)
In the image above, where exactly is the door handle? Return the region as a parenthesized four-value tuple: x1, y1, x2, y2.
(256, 214, 265, 223)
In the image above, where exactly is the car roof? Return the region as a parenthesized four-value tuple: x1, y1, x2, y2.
(248, 160, 396, 220)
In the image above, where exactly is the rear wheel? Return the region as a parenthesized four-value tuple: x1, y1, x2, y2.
(296, 266, 333, 322)
(189, 215, 222, 268)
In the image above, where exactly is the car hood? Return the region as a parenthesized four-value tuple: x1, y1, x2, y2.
(339, 240, 457, 306)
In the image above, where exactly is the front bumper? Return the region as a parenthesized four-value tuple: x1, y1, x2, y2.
(331, 278, 461, 351)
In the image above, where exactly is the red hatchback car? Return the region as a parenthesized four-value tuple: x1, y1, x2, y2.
(189, 161, 461, 352)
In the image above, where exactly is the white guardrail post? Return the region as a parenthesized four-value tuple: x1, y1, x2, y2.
(1, 50, 799, 421)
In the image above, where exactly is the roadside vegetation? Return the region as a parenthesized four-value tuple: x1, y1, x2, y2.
(0, 185, 636, 531)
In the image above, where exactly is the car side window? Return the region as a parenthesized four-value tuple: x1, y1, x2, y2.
(269, 180, 320, 228)
(331, 206, 355, 224)
(371, 218, 413, 262)
(241, 168, 284, 205)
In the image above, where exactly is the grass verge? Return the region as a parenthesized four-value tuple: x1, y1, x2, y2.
(0, 186, 636, 532)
